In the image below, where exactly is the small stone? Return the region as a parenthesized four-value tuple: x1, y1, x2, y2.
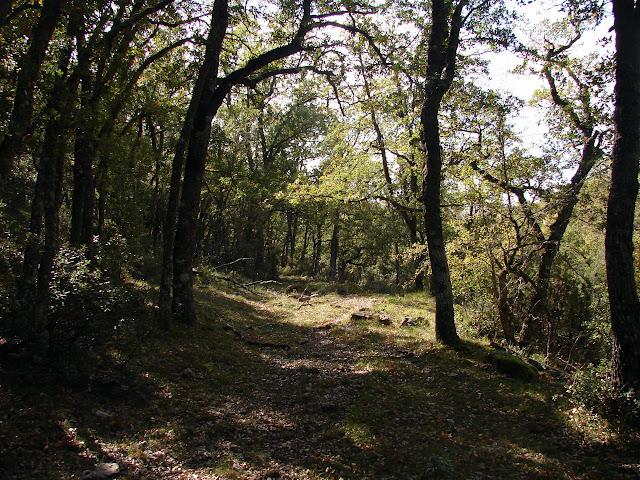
(83, 463, 120, 479)
(181, 368, 197, 379)
(94, 410, 111, 419)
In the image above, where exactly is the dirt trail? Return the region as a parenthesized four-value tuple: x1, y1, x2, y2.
(2, 288, 640, 479)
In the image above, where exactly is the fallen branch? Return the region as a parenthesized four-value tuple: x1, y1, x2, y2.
(223, 324, 291, 350)
(243, 280, 282, 287)
(211, 274, 257, 293)
(216, 257, 253, 269)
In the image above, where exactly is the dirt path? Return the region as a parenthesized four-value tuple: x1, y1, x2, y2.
(2, 287, 640, 479)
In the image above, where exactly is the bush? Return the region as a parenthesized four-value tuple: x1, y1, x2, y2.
(46, 246, 153, 376)
(568, 361, 640, 426)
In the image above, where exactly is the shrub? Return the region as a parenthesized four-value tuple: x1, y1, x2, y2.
(567, 361, 640, 426)
(46, 246, 153, 377)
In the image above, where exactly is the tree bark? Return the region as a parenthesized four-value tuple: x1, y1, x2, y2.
(420, 0, 467, 345)
(606, 0, 640, 391)
(171, 0, 229, 323)
(158, 9, 229, 319)
(313, 221, 323, 277)
(496, 267, 516, 344)
(19, 32, 75, 347)
(171, 0, 320, 321)
(517, 43, 602, 348)
(422, 103, 458, 344)
(0, 0, 62, 197)
(328, 208, 339, 281)
(518, 135, 599, 347)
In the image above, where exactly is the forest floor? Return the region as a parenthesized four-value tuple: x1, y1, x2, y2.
(1, 279, 640, 479)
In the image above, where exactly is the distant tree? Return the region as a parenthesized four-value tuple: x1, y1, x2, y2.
(166, 0, 380, 323)
(516, 26, 607, 349)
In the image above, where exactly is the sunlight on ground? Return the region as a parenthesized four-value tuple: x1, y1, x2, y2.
(3, 281, 638, 479)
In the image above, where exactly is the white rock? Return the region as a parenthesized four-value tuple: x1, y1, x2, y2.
(83, 463, 120, 479)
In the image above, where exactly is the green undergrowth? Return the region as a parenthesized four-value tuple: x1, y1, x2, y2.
(1, 278, 639, 479)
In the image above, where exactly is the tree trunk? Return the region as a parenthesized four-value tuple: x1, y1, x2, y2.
(171, 0, 320, 318)
(290, 213, 298, 265)
(422, 103, 458, 344)
(328, 209, 339, 281)
(70, 134, 97, 248)
(408, 217, 424, 290)
(20, 160, 46, 309)
(96, 157, 108, 239)
(606, 0, 640, 391)
(300, 219, 309, 266)
(517, 46, 602, 347)
(313, 221, 322, 278)
(20, 35, 73, 347)
(35, 119, 66, 349)
(21, 99, 67, 348)
(173, 120, 214, 323)
(159, 0, 229, 321)
(496, 267, 515, 344)
(419, 0, 467, 345)
(0, 0, 62, 197)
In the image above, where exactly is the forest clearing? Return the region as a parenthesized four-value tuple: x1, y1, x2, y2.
(1, 279, 639, 479)
(2, 0, 640, 478)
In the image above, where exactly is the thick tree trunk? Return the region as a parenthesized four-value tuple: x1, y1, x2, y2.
(606, 0, 640, 391)
(20, 113, 66, 348)
(173, 122, 214, 323)
(34, 120, 65, 348)
(20, 37, 73, 347)
(422, 103, 458, 344)
(0, 0, 62, 197)
(159, 0, 229, 320)
(158, 133, 187, 319)
(418, 0, 467, 345)
(171, 0, 320, 318)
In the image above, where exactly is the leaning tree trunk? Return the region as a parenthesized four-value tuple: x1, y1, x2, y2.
(172, 0, 319, 321)
(173, 120, 214, 323)
(159, 0, 230, 320)
(606, 0, 640, 391)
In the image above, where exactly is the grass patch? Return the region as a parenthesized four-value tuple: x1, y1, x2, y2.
(1, 278, 638, 479)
